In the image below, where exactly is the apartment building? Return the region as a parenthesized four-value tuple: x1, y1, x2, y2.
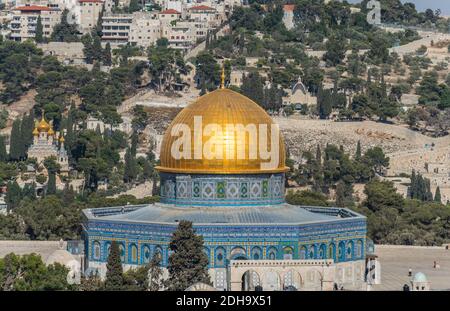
(128, 11, 161, 48)
(158, 8, 181, 24)
(187, 5, 220, 27)
(101, 12, 132, 43)
(9, 5, 62, 41)
(78, 0, 104, 33)
(161, 20, 194, 52)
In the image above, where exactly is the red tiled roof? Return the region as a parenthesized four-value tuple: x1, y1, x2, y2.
(159, 9, 181, 14)
(283, 4, 295, 12)
(14, 5, 52, 11)
(189, 5, 215, 11)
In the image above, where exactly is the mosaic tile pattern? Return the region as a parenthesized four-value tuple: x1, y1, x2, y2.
(160, 173, 285, 206)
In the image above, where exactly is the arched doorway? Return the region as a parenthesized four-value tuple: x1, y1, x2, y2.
(241, 270, 261, 291)
(283, 269, 302, 290)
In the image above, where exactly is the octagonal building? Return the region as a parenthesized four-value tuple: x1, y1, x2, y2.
(82, 86, 368, 291)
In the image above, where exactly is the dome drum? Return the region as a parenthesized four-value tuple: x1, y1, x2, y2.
(160, 172, 285, 207)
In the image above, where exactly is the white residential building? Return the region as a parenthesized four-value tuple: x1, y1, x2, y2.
(282, 4, 295, 30)
(161, 20, 194, 51)
(129, 11, 161, 48)
(78, 0, 104, 33)
(101, 12, 132, 43)
(9, 4, 62, 41)
(186, 4, 221, 28)
(158, 8, 181, 24)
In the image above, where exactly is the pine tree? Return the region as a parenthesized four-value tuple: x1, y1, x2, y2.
(128, 0, 140, 12)
(434, 186, 442, 203)
(105, 241, 124, 290)
(0, 135, 7, 162)
(149, 252, 163, 291)
(166, 221, 211, 291)
(35, 15, 44, 43)
(9, 119, 22, 161)
(335, 181, 346, 207)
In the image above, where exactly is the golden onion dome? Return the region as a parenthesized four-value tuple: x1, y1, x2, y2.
(37, 115, 51, 132)
(32, 127, 39, 136)
(48, 127, 55, 136)
(156, 88, 288, 174)
(59, 135, 65, 143)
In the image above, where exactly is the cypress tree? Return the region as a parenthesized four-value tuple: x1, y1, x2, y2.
(410, 170, 416, 199)
(355, 140, 362, 161)
(434, 186, 442, 203)
(315, 145, 322, 164)
(9, 119, 22, 161)
(166, 220, 211, 291)
(5, 181, 21, 210)
(131, 131, 138, 157)
(149, 252, 163, 291)
(47, 172, 57, 195)
(123, 148, 136, 183)
(335, 181, 346, 207)
(103, 43, 112, 66)
(105, 241, 124, 290)
(35, 15, 44, 43)
(0, 135, 7, 162)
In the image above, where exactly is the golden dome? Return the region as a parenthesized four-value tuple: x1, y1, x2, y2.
(32, 127, 39, 136)
(48, 127, 55, 136)
(37, 115, 51, 132)
(59, 135, 65, 143)
(157, 88, 288, 174)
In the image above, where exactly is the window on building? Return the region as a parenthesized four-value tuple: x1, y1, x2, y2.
(251, 247, 262, 260)
(283, 246, 294, 260)
(142, 245, 151, 264)
(93, 241, 100, 260)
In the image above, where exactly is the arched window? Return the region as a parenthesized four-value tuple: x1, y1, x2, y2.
(346, 241, 354, 260)
(356, 240, 363, 258)
(283, 246, 294, 260)
(129, 244, 138, 264)
(154, 245, 163, 262)
(338, 241, 345, 262)
(309, 245, 316, 259)
(328, 243, 335, 261)
(319, 244, 327, 259)
(299, 246, 307, 259)
(251, 247, 262, 260)
(267, 247, 277, 260)
(231, 247, 246, 260)
(203, 247, 210, 264)
(215, 247, 226, 267)
(93, 241, 101, 260)
(142, 245, 151, 264)
(105, 242, 111, 258)
(118, 243, 125, 262)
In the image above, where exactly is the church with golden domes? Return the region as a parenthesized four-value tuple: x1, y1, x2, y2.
(82, 76, 370, 291)
(28, 114, 69, 174)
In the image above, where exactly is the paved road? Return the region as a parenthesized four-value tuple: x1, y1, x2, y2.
(372, 245, 450, 291)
